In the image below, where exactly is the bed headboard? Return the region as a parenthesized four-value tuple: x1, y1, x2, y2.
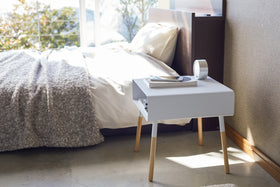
(149, 0, 226, 83)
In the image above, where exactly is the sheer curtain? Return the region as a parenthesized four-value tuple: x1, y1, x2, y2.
(79, 0, 158, 47)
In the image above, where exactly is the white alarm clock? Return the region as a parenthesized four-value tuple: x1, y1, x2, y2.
(193, 59, 208, 80)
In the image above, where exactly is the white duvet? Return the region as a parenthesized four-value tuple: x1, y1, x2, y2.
(52, 44, 191, 129)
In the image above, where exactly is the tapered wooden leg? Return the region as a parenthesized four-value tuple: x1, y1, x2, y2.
(135, 113, 143, 152)
(149, 137, 157, 182)
(198, 118, 203, 146)
(148, 122, 158, 182)
(220, 131, 229, 173)
(219, 116, 230, 174)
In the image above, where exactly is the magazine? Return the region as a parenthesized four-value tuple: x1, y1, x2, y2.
(145, 76, 197, 88)
(150, 76, 184, 82)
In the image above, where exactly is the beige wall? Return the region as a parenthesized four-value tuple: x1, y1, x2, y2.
(224, 0, 280, 165)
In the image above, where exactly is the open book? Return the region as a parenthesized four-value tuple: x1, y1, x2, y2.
(145, 76, 197, 88)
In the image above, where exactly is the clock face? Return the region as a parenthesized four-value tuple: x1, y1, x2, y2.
(193, 59, 208, 80)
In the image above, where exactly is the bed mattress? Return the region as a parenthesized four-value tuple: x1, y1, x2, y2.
(0, 44, 190, 151)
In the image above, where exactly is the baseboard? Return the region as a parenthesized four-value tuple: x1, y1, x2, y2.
(225, 124, 280, 183)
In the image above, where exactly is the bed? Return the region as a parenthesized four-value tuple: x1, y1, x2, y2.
(0, 0, 225, 152)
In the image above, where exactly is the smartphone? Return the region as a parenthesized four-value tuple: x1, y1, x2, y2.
(150, 76, 184, 82)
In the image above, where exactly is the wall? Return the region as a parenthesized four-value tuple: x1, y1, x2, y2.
(159, 0, 280, 166)
(224, 0, 280, 165)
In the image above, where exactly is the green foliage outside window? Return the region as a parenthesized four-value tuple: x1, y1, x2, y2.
(0, 0, 79, 51)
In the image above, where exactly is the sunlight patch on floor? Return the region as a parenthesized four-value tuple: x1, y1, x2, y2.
(166, 147, 255, 169)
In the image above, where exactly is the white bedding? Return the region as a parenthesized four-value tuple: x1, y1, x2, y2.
(81, 43, 191, 129)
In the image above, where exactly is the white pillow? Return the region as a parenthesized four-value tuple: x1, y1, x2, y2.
(131, 23, 178, 66)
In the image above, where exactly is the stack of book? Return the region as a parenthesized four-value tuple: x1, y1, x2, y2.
(145, 76, 197, 88)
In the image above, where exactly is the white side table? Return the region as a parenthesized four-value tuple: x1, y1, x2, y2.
(132, 76, 235, 182)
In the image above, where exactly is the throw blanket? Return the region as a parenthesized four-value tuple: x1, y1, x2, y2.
(0, 49, 104, 152)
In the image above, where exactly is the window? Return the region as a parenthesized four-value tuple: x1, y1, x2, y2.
(80, 0, 158, 47)
(0, 0, 158, 51)
(0, 0, 80, 51)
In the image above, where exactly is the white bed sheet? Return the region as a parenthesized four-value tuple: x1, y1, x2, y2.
(81, 43, 191, 129)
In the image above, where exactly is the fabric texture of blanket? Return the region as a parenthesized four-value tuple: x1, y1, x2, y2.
(0, 49, 104, 152)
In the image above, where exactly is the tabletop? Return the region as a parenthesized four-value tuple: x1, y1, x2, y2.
(132, 76, 235, 121)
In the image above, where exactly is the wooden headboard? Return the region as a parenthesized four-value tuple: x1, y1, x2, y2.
(149, 0, 226, 83)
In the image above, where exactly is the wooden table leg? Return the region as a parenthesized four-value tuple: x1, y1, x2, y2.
(198, 118, 203, 146)
(219, 116, 230, 174)
(135, 112, 143, 152)
(148, 122, 158, 182)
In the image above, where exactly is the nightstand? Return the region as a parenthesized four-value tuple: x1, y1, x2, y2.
(132, 76, 235, 182)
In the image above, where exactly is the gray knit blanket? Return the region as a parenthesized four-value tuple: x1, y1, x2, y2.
(0, 49, 104, 152)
